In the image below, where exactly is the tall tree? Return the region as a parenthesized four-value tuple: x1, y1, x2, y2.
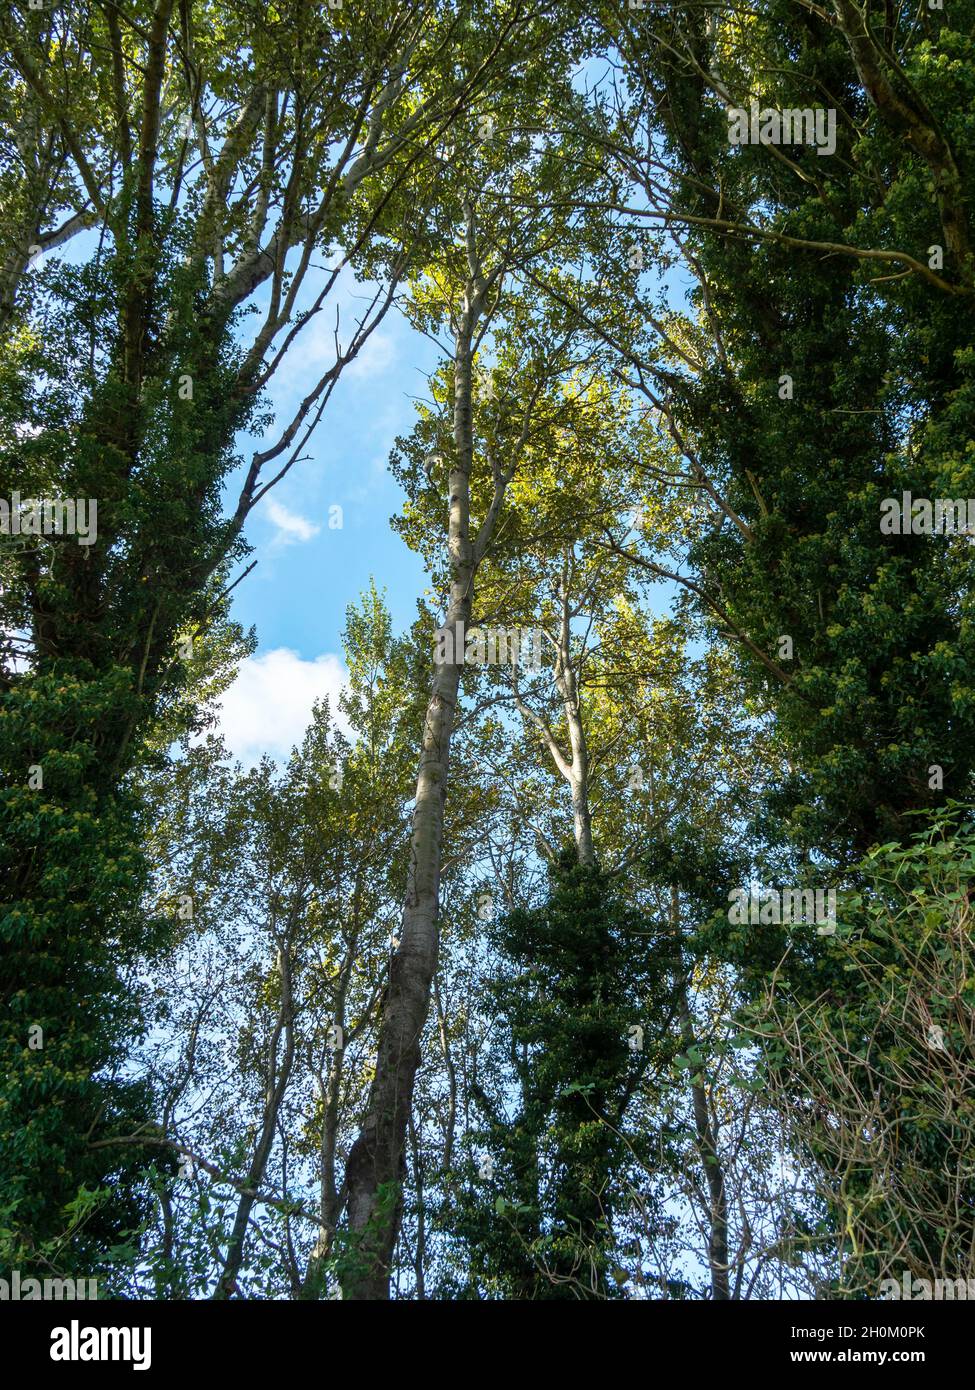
(0, 0, 544, 1268)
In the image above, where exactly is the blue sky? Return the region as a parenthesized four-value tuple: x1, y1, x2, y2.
(42, 232, 426, 765)
(215, 269, 441, 765)
(212, 247, 696, 766)
(50, 229, 688, 769)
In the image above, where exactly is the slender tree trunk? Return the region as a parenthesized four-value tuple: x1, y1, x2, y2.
(434, 973, 458, 1174)
(673, 889, 730, 1300)
(342, 272, 486, 1298)
(214, 930, 296, 1298)
(299, 1029, 345, 1298)
(408, 1110, 426, 1299)
(535, 551, 595, 866)
(555, 584, 594, 867)
(300, 886, 364, 1298)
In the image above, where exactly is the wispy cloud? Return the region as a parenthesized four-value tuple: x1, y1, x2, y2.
(345, 329, 396, 380)
(264, 497, 321, 546)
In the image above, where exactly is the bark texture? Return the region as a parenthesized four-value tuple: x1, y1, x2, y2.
(342, 260, 488, 1298)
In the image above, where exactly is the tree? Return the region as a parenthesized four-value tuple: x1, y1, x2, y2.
(0, 0, 547, 1267)
(108, 586, 426, 1298)
(563, 0, 975, 860)
(448, 852, 677, 1299)
(741, 806, 975, 1297)
(344, 249, 586, 1294)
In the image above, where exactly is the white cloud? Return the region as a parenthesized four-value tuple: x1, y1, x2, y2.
(271, 272, 394, 382)
(345, 329, 396, 380)
(264, 497, 321, 546)
(213, 648, 348, 767)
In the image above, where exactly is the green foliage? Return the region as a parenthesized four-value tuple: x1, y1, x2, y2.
(3, 0, 974, 1300)
(649, 0, 975, 861)
(0, 661, 174, 1272)
(440, 854, 678, 1299)
(737, 806, 975, 1295)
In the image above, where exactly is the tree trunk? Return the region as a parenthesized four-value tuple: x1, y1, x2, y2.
(342, 273, 485, 1298)
(553, 553, 594, 865)
(673, 889, 730, 1299)
(214, 928, 296, 1298)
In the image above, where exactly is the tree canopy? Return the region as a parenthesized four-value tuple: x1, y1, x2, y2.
(1, 0, 973, 1313)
